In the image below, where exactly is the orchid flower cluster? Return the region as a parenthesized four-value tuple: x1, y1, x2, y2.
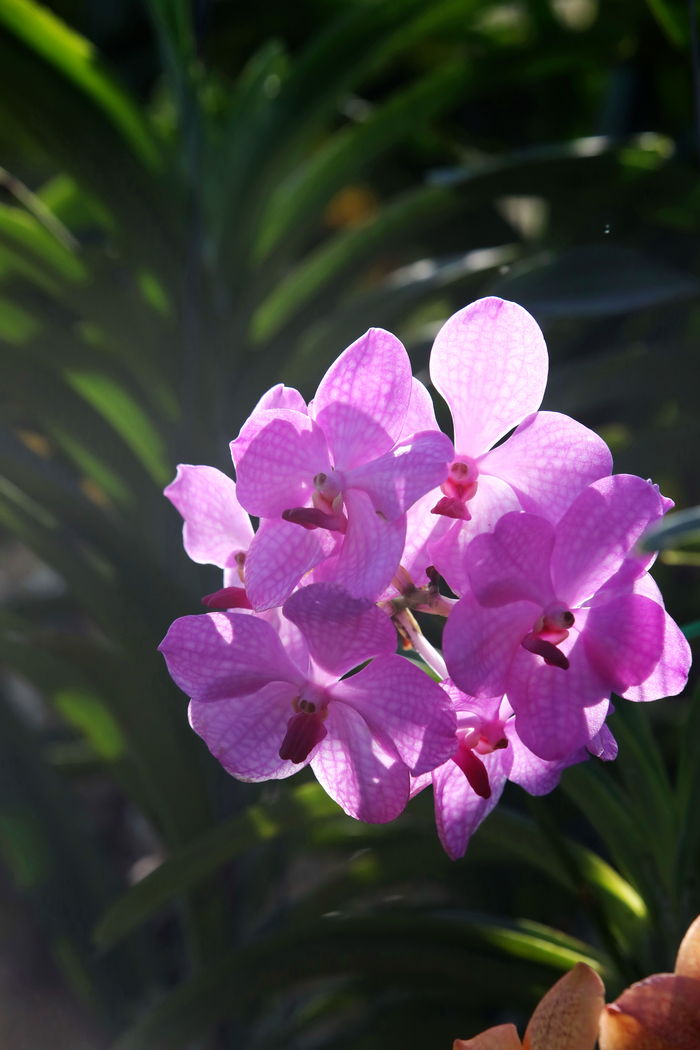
(159, 297, 691, 859)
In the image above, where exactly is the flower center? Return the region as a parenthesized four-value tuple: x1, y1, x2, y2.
(431, 456, 479, 520)
(521, 602, 575, 670)
(278, 691, 329, 763)
(451, 717, 508, 799)
(282, 469, 347, 532)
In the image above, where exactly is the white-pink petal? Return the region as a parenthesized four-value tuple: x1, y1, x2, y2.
(479, 411, 613, 522)
(399, 375, 440, 439)
(432, 752, 509, 860)
(189, 682, 301, 782)
(347, 429, 452, 521)
(429, 297, 548, 456)
(429, 475, 522, 596)
(332, 654, 456, 776)
(582, 593, 666, 694)
(551, 474, 667, 608)
(311, 702, 410, 822)
(233, 409, 331, 517)
(507, 641, 611, 760)
(313, 487, 405, 600)
(466, 512, 556, 608)
(311, 328, 412, 468)
(443, 593, 536, 699)
(165, 464, 253, 568)
(159, 611, 302, 701)
(244, 517, 337, 611)
(282, 583, 396, 678)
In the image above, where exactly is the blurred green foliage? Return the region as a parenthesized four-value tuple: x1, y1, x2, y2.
(0, 0, 698, 1047)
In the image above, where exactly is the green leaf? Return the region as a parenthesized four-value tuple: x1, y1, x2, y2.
(65, 370, 170, 486)
(640, 506, 700, 552)
(0, 0, 161, 169)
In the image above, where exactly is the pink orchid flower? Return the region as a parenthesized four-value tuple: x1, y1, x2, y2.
(230, 329, 453, 609)
(406, 297, 613, 593)
(159, 583, 456, 823)
(443, 474, 691, 760)
(164, 463, 255, 609)
(412, 684, 598, 860)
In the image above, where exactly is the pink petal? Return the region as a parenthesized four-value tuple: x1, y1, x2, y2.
(432, 752, 509, 860)
(311, 702, 410, 822)
(310, 328, 412, 468)
(582, 594, 666, 695)
(506, 719, 586, 794)
(332, 654, 456, 775)
(230, 387, 307, 464)
(188, 682, 301, 781)
(244, 517, 337, 611)
(233, 409, 331, 517)
(551, 475, 668, 608)
(480, 411, 613, 522)
(398, 488, 454, 587)
(443, 593, 537, 698)
(399, 376, 440, 438)
(430, 475, 522, 596)
(313, 487, 405, 600)
(347, 429, 453, 520)
(466, 512, 556, 608)
(282, 583, 396, 678)
(159, 611, 302, 701)
(429, 297, 548, 456)
(165, 464, 253, 568)
(507, 639, 611, 760)
(252, 383, 307, 415)
(588, 724, 618, 761)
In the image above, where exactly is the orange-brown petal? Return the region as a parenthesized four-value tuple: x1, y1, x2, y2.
(522, 963, 604, 1050)
(598, 1006, 676, 1050)
(454, 1024, 522, 1049)
(675, 915, 700, 980)
(598, 973, 700, 1050)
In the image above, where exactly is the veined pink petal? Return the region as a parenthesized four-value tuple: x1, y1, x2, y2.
(282, 583, 396, 678)
(507, 639, 610, 761)
(252, 383, 307, 415)
(347, 429, 453, 520)
(159, 611, 302, 701)
(399, 375, 440, 438)
(620, 574, 691, 702)
(467, 512, 556, 608)
(332, 654, 456, 775)
(443, 593, 536, 698)
(430, 475, 522, 596)
(480, 411, 613, 522)
(588, 723, 619, 761)
(506, 719, 586, 795)
(311, 328, 412, 468)
(398, 488, 454, 587)
(313, 487, 405, 600)
(551, 475, 667, 608)
(311, 702, 410, 822)
(244, 517, 337, 611)
(582, 594, 666, 695)
(230, 387, 308, 466)
(429, 297, 548, 456)
(233, 409, 331, 517)
(432, 750, 509, 860)
(188, 682, 301, 782)
(165, 464, 253, 568)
